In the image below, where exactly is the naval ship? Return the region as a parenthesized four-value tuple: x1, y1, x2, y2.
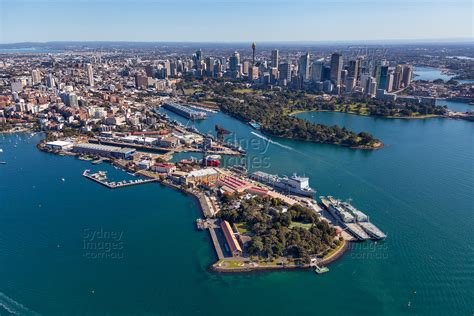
(320, 196, 386, 240)
(251, 171, 316, 197)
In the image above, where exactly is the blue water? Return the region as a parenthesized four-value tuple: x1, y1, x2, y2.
(414, 66, 474, 84)
(1, 106, 473, 315)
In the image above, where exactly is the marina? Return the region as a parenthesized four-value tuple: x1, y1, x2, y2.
(82, 169, 158, 189)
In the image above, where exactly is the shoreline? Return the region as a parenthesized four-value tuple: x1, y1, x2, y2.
(211, 239, 351, 273)
(35, 136, 353, 274)
(290, 109, 445, 120)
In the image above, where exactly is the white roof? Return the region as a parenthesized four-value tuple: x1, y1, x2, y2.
(46, 140, 72, 146)
(188, 168, 218, 177)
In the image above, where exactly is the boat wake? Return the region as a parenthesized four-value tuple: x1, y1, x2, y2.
(0, 292, 41, 316)
(251, 132, 294, 151)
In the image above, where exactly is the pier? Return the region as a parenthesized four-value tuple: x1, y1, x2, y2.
(82, 169, 158, 189)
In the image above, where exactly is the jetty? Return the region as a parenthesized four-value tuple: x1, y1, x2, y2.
(82, 169, 158, 189)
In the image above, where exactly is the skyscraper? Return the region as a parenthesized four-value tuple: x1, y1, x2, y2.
(205, 57, 215, 76)
(229, 51, 240, 72)
(279, 62, 291, 83)
(31, 69, 41, 85)
(330, 53, 343, 86)
(298, 52, 310, 81)
(271, 49, 279, 68)
(86, 63, 94, 87)
(348, 58, 360, 80)
(311, 60, 323, 83)
(378, 65, 389, 90)
(402, 65, 413, 87)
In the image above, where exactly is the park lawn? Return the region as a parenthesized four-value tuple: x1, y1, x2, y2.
(233, 88, 254, 94)
(235, 222, 250, 234)
(323, 240, 345, 260)
(289, 221, 313, 230)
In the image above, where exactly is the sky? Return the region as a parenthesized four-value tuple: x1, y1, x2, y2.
(0, 0, 473, 43)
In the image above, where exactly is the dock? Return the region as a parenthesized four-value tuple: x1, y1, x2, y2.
(82, 169, 158, 189)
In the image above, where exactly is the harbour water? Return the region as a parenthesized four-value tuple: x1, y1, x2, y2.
(0, 107, 473, 315)
(414, 66, 474, 84)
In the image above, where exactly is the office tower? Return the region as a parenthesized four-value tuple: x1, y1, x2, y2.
(205, 57, 215, 76)
(279, 62, 291, 82)
(269, 67, 279, 84)
(378, 65, 389, 90)
(135, 74, 148, 89)
(163, 60, 171, 77)
(322, 66, 331, 81)
(311, 60, 323, 82)
(229, 51, 240, 72)
(251, 42, 256, 66)
(242, 61, 250, 75)
(271, 49, 279, 67)
(86, 63, 94, 87)
(213, 61, 221, 78)
(386, 73, 394, 92)
(330, 52, 343, 86)
(341, 69, 348, 88)
(366, 76, 377, 97)
(402, 65, 413, 87)
(194, 49, 203, 69)
(46, 74, 55, 88)
(323, 80, 333, 93)
(298, 53, 310, 81)
(68, 93, 79, 107)
(249, 66, 259, 80)
(145, 65, 154, 77)
(31, 69, 41, 85)
(393, 65, 403, 90)
(348, 58, 360, 80)
(345, 77, 356, 93)
(170, 61, 177, 76)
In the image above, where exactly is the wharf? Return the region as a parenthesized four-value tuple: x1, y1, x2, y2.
(82, 169, 158, 189)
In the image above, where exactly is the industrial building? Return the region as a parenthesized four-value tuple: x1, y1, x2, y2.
(72, 143, 135, 159)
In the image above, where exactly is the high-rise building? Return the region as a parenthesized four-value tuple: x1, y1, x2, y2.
(229, 51, 240, 73)
(345, 77, 356, 93)
(31, 69, 41, 85)
(249, 66, 259, 80)
(205, 57, 215, 76)
(298, 53, 310, 81)
(279, 62, 291, 83)
(330, 53, 343, 86)
(145, 65, 154, 77)
(86, 63, 94, 87)
(348, 58, 360, 80)
(402, 65, 413, 87)
(68, 93, 79, 107)
(135, 74, 148, 89)
(242, 61, 250, 75)
(46, 74, 55, 88)
(322, 66, 331, 82)
(271, 49, 279, 68)
(378, 65, 389, 90)
(386, 73, 394, 92)
(311, 60, 323, 83)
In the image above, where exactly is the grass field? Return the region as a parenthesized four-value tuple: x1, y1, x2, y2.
(289, 222, 313, 230)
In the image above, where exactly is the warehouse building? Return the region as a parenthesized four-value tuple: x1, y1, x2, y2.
(72, 143, 135, 159)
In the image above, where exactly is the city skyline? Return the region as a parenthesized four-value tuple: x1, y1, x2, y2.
(1, 0, 473, 44)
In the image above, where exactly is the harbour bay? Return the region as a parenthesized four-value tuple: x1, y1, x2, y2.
(0, 107, 473, 315)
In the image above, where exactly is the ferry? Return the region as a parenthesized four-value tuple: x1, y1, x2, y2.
(248, 121, 261, 130)
(251, 171, 316, 197)
(320, 196, 386, 240)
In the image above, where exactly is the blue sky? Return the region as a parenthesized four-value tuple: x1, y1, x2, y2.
(0, 0, 472, 43)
